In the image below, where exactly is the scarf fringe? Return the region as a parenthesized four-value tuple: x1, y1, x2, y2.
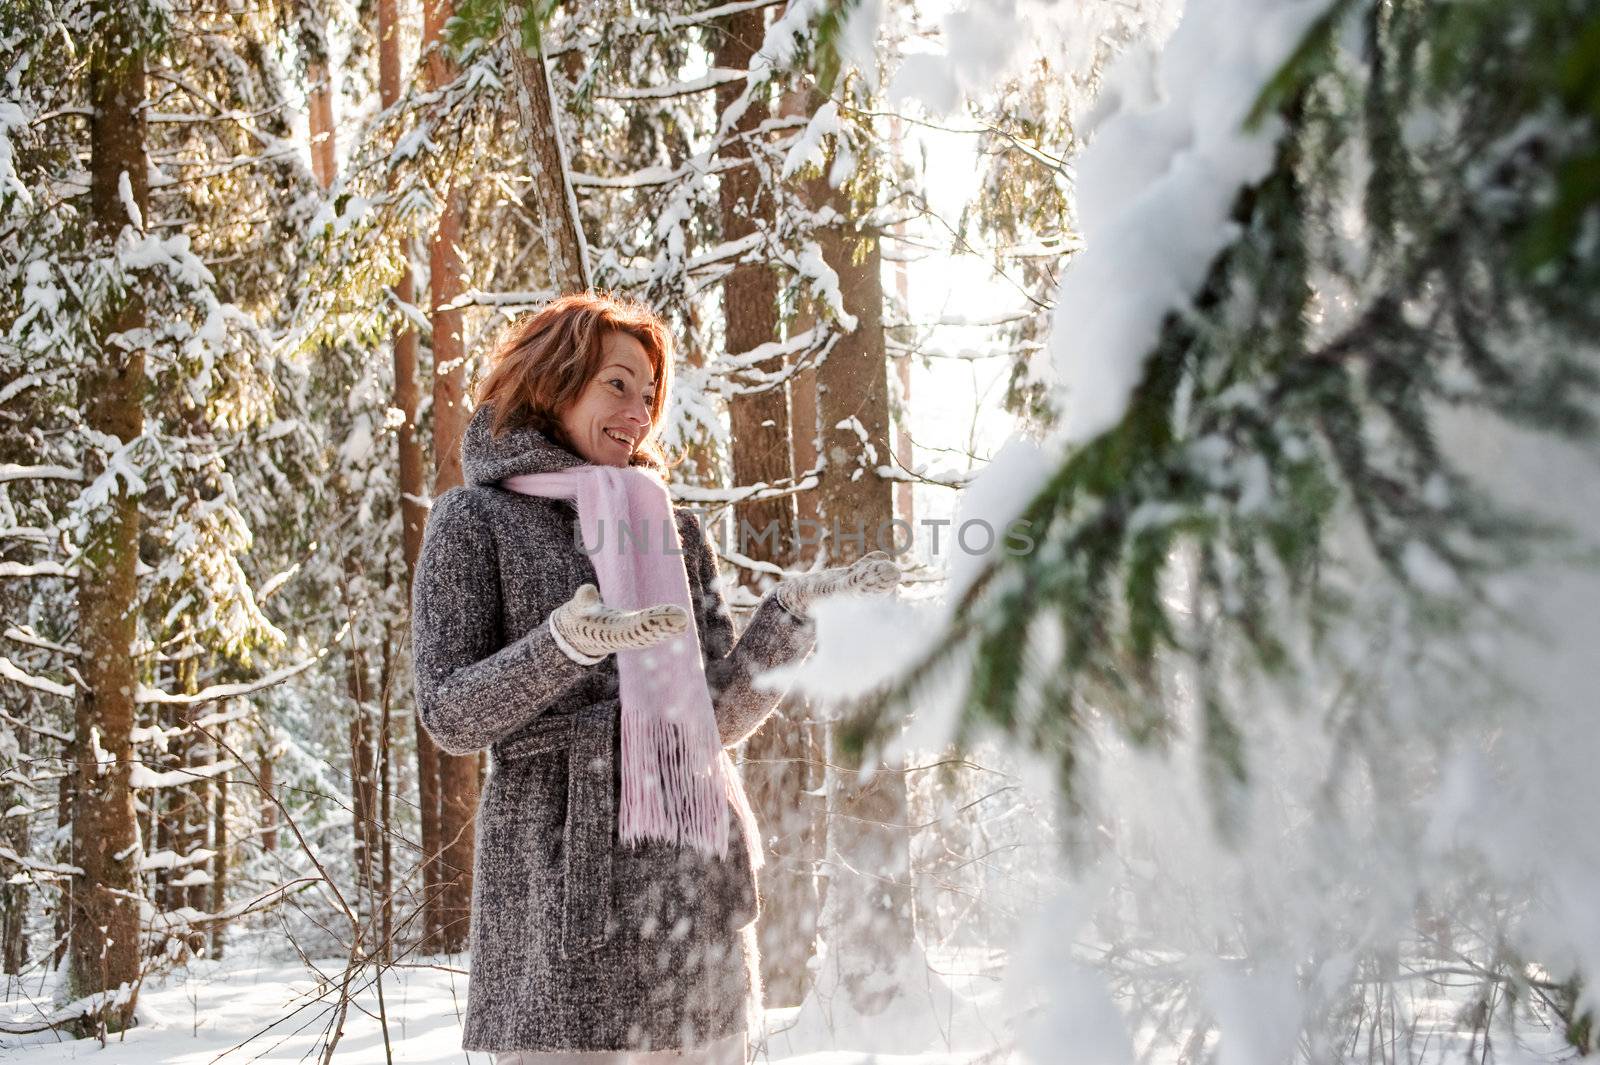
(619, 705, 730, 859)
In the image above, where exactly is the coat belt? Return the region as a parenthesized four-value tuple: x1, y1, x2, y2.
(492, 703, 615, 958)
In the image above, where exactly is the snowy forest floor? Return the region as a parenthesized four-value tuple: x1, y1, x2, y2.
(0, 943, 1014, 1063)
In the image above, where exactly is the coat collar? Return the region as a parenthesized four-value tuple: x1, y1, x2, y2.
(461, 402, 588, 486)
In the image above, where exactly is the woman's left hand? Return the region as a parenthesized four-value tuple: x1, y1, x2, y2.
(773, 550, 902, 620)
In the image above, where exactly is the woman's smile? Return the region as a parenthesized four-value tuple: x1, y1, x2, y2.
(559, 329, 657, 467)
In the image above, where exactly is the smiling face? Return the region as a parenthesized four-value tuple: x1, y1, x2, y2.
(556, 330, 659, 467)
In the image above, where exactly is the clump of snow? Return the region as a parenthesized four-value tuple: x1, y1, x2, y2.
(0, 100, 33, 207)
(128, 759, 237, 790)
(757, 593, 945, 705)
(116, 169, 143, 230)
(788, 240, 856, 329)
(944, 433, 1055, 606)
(782, 99, 842, 179)
(1044, 0, 1335, 444)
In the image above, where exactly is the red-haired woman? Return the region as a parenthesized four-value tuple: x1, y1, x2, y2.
(409, 292, 899, 1063)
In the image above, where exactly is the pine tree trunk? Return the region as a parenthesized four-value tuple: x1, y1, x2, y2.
(504, 11, 589, 292)
(209, 718, 228, 959)
(305, 10, 385, 936)
(297, 0, 337, 190)
(783, 88, 823, 562)
(389, 262, 427, 569)
(377, 0, 438, 951)
(792, 343, 821, 557)
(716, 8, 795, 565)
(816, 227, 893, 561)
(258, 731, 277, 852)
(712, 8, 822, 1008)
(814, 210, 916, 1016)
(416, 723, 442, 948)
(152, 710, 176, 913)
(888, 119, 915, 529)
(423, 0, 480, 954)
(2, 724, 30, 974)
(428, 188, 478, 950)
(179, 658, 209, 918)
(344, 558, 377, 915)
(71, 15, 149, 1029)
(53, 770, 71, 970)
(678, 305, 725, 485)
(429, 191, 468, 491)
(308, 60, 336, 189)
(379, 629, 396, 957)
(347, 623, 377, 908)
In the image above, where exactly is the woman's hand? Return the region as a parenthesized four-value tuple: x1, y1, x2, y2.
(548, 583, 690, 664)
(773, 549, 903, 621)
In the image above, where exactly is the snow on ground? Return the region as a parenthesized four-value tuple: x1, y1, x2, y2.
(0, 943, 1016, 1063)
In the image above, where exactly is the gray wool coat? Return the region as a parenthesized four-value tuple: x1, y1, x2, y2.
(410, 402, 816, 1054)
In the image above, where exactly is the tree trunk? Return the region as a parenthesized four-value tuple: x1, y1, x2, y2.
(783, 88, 823, 563)
(298, 0, 337, 190)
(378, 0, 428, 580)
(430, 191, 468, 492)
(712, 8, 822, 1008)
(503, 10, 590, 292)
(152, 699, 176, 913)
(54, 770, 71, 970)
(179, 657, 209, 917)
(258, 730, 277, 852)
(377, 0, 439, 950)
(307, 28, 384, 930)
(429, 202, 477, 952)
(423, 0, 479, 954)
(347, 619, 378, 909)
(209, 718, 228, 959)
(71, 15, 149, 1029)
(379, 625, 396, 957)
(344, 555, 377, 916)
(308, 60, 336, 189)
(2, 724, 30, 974)
(716, 8, 795, 571)
(889, 118, 915, 528)
(814, 199, 916, 1016)
(815, 227, 892, 563)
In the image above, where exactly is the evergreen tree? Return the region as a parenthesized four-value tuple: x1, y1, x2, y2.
(1, 0, 328, 1025)
(851, 0, 1600, 1054)
(862, 0, 1600, 811)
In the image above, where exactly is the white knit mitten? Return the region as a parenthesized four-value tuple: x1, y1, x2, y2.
(773, 550, 902, 620)
(547, 583, 690, 665)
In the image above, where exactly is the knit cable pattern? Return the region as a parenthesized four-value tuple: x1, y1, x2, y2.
(773, 549, 902, 619)
(547, 582, 690, 662)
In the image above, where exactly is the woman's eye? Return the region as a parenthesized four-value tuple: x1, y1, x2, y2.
(608, 379, 625, 392)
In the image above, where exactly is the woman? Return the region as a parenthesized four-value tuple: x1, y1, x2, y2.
(409, 292, 900, 1063)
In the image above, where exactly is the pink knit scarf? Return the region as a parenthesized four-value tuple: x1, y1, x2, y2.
(501, 465, 732, 860)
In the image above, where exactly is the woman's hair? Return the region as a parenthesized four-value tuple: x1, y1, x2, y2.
(474, 291, 675, 470)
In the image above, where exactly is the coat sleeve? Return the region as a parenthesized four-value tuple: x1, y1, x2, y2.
(411, 488, 595, 755)
(680, 510, 817, 747)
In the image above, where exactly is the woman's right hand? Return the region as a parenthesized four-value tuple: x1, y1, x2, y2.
(547, 583, 690, 664)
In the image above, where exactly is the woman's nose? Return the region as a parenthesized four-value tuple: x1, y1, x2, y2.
(624, 395, 650, 427)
